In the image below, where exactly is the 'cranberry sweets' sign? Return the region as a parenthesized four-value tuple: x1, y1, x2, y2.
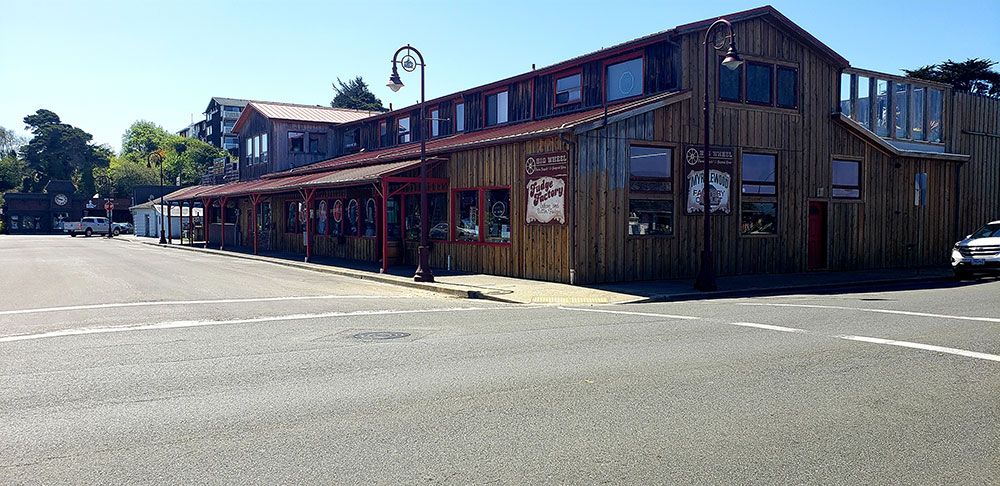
(525, 151, 569, 224)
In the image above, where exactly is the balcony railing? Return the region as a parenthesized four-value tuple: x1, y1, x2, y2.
(839, 67, 949, 145)
(221, 110, 241, 120)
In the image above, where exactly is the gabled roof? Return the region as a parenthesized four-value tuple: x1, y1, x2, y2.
(232, 101, 379, 134)
(205, 97, 249, 113)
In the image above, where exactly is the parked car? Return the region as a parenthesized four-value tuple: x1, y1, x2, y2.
(951, 220, 1000, 279)
(63, 217, 118, 237)
(113, 222, 133, 234)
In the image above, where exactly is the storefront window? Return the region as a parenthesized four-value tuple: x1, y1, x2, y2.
(405, 195, 420, 241)
(286, 202, 299, 233)
(363, 198, 377, 237)
(832, 159, 861, 199)
(741, 153, 776, 195)
(406, 193, 449, 241)
(628, 199, 673, 236)
(316, 200, 328, 235)
(454, 190, 480, 242)
(485, 189, 511, 243)
(741, 202, 777, 235)
(629, 145, 672, 193)
(386, 196, 401, 240)
(894, 83, 909, 138)
(330, 200, 343, 237)
(875, 79, 890, 137)
(346, 199, 359, 236)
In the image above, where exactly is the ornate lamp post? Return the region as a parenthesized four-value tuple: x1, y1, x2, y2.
(387, 44, 434, 282)
(694, 19, 743, 292)
(147, 149, 167, 244)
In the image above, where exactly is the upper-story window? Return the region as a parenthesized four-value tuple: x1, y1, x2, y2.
(875, 79, 890, 137)
(776, 66, 798, 109)
(397, 117, 411, 143)
(555, 72, 582, 106)
(607, 57, 644, 102)
(746, 62, 773, 105)
(894, 82, 909, 138)
(911, 86, 925, 141)
(288, 131, 305, 153)
(454, 102, 465, 132)
(430, 108, 440, 137)
(841, 73, 942, 143)
(720, 61, 742, 102)
(309, 133, 324, 154)
(245, 138, 252, 164)
(378, 120, 389, 146)
(486, 90, 508, 126)
(343, 127, 359, 152)
(253, 135, 260, 164)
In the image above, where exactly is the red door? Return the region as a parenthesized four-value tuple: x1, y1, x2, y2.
(808, 201, 828, 269)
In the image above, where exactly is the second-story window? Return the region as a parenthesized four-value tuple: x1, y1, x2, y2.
(430, 108, 440, 137)
(720, 60, 742, 102)
(606, 57, 644, 102)
(309, 133, 323, 154)
(555, 73, 582, 106)
(245, 139, 252, 164)
(288, 132, 304, 153)
(397, 117, 411, 143)
(746, 62, 773, 105)
(253, 135, 260, 164)
(454, 102, 465, 132)
(379, 120, 389, 146)
(343, 128, 359, 152)
(486, 91, 508, 126)
(261, 133, 268, 161)
(776, 67, 798, 109)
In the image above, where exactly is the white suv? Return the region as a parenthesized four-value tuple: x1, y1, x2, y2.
(952, 220, 1000, 279)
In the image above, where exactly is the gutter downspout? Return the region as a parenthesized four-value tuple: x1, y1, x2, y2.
(560, 131, 577, 285)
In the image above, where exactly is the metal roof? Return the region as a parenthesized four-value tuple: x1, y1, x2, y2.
(250, 101, 377, 124)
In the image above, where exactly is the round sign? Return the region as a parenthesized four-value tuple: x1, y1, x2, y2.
(54, 194, 68, 206)
(618, 71, 635, 96)
(347, 199, 359, 224)
(332, 200, 343, 223)
(686, 147, 700, 166)
(525, 157, 536, 175)
(491, 201, 507, 218)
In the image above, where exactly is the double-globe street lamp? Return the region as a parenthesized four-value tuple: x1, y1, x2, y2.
(387, 44, 434, 283)
(694, 19, 743, 292)
(147, 150, 168, 244)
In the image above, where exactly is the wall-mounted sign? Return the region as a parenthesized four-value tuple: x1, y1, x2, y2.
(525, 151, 569, 225)
(684, 145, 735, 214)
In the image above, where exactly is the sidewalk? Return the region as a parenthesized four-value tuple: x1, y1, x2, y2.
(118, 235, 953, 304)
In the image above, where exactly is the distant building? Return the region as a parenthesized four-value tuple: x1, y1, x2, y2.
(130, 200, 202, 239)
(2, 180, 130, 234)
(177, 97, 249, 155)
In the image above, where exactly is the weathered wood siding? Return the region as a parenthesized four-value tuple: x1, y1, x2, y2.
(951, 92, 1000, 235)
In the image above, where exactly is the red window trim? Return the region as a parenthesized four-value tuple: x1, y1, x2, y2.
(602, 52, 646, 104)
(553, 68, 584, 108)
(482, 87, 510, 128)
(450, 186, 512, 246)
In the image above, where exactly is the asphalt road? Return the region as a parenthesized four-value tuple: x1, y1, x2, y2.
(1, 235, 998, 484)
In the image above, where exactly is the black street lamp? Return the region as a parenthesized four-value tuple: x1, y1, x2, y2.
(147, 150, 167, 244)
(387, 44, 434, 282)
(694, 19, 743, 292)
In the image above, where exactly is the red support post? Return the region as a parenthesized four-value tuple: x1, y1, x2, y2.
(381, 179, 389, 274)
(302, 189, 315, 262)
(188, 201, 194, 246)
(250, 194, 261, 255)
(201, 198, 211, 249)
(219, 196, 228, 250)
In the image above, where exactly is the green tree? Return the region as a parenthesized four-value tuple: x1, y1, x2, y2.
(331, 76, 387, 112)
(117, 120, 225, 195)
(107, 153, 159, 197)
(904, 58, 1000, 97)
(0, 154, 27, 193)
(0, 126, 25, 158)
(20, 109, 108, 195)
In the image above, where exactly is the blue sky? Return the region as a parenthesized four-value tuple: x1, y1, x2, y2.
(2, 0, 997, 152)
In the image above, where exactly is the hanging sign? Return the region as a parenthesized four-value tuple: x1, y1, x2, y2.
(684, 145, 735, 214)
(525, 151, 569, 225)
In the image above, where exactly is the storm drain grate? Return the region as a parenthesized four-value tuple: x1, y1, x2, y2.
(352, 331, 411, 341)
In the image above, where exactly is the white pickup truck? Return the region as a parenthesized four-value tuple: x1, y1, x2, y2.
(64, 217, 119, 237)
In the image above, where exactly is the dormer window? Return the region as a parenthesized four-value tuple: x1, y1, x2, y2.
(454, 102, 465, 132)
(378, 119, 389, 146)
(555, 72, 582, 106)
(430, 108, 440, 137)
(397, 117, 411, 144)
(606, 57, 643, 102)
(485, 90, 508, 126)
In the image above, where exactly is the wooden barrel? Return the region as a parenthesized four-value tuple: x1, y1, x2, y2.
(386, 240, 402, 266)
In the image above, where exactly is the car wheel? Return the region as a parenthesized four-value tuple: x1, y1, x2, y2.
(113, 228, 121, 236)
(69, 232, 76, 237)
(85, 228, 93, 237)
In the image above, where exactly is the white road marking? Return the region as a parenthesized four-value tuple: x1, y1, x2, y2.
(738, 302, 1000, 324)
(0, 307, 503, 343)
(556, 306, 701, 320)
(556, 307, 998, 363)
(729, 322, 807, 333)
(838, 335, 1000, 362)
(0, 295, 404, 317)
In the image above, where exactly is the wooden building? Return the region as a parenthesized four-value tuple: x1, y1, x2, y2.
(163, 6, 1000, 284)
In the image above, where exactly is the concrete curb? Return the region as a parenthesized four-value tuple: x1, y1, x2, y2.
(115, 239, 504, 302)
(628, 274, 953, 304)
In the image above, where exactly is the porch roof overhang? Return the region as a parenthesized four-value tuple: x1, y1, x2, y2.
(165, 159, 424, 202)
(833, 113, 971, 162)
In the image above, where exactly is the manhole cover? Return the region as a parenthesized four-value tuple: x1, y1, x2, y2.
(352, 331, 411, 341)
